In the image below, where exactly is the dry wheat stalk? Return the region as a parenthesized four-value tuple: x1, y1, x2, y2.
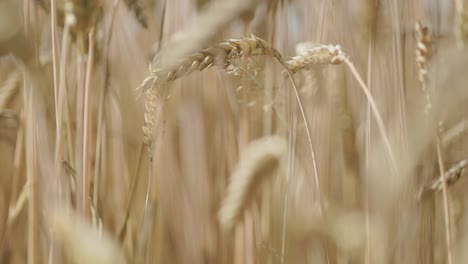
(218, 135, 287, 232)
(139, 34, 282, 93)
(455, 0, 468, 48)
(286, 43, 398, 175)
(436, 139, 454, 264)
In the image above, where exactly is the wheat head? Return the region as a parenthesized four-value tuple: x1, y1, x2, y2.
(218, 135, 287, 232)
(139, 34, 282, 93)
(286, 44, 345, 74)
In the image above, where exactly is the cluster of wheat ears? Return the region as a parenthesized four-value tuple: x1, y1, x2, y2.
(1, 0, 468, 263)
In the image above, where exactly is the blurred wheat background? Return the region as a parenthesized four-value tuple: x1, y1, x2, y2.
(1, 0, 468, 263)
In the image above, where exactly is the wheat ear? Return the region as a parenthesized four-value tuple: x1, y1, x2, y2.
(140, 35, 281, 151)
(138, 34, 281, 93)
(415, 21, 433, 114)
(218, 136, 287, 232)
(286, 44, 345, 73)
(455, 0, 468, 48)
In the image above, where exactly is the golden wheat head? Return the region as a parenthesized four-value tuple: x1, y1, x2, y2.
(218, 135, 287, 232)
(138, 34, 282, 93)
(286, 44, 345, 74)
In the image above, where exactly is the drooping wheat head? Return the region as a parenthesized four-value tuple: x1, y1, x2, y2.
(139, 35, 283, 150)
(139, 34, 282, 94)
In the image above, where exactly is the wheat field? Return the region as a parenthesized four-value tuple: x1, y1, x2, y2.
(0, 0, 468, 263)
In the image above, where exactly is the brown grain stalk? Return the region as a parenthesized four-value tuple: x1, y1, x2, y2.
(286, 44, 397, 175)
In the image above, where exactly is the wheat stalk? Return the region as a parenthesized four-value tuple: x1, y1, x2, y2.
(218, 136, 287, 232)
(455, 0, 468, 49)
(415, 20, 454, 264)
(286, 44, 397, 175)
(436, 139, 454, 264)
(415, 20, 455, 264)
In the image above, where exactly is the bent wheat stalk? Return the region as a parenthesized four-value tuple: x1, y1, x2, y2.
(286, 44, 397, 175)
(140, 36, 325, 209)
(140, 36, 325, 208)
(139, 34, 282, 150)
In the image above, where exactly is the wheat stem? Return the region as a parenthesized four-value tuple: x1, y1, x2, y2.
(286, 44, 397, 176)
(51, 0, 60, 134)
(342, 57, 397, 176)
(436, 138, 454, 264)
(139, 35, 281, 93)
(81, 29, 95, 218)
(280, 62, 324, 213)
